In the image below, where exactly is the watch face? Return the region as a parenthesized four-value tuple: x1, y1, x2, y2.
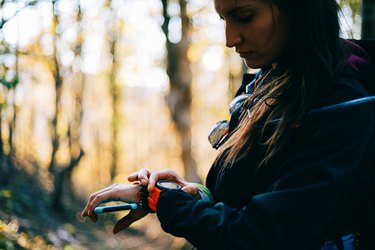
(157, 181, 181, 190)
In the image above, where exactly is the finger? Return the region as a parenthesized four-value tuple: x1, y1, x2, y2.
(86, 189, 118, 220)
(182, 184, 199, 196)
(127, 171, 140, 182)
(81, 192, 105, 217)
(87, 211, 98, 222)
(137, 168, 151, 186)
(148, 171, 160, 192)
(173, 175, 189, 187)
(148, 169, 187, 191)
(82, 184, 120, 217)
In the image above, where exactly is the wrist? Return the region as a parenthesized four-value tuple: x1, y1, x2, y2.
(140, 180, 181, 212)
(130, 182, 142, 204)
(189, 183, 213, 202)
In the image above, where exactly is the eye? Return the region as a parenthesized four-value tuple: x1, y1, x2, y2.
(235, 14, 254, 23)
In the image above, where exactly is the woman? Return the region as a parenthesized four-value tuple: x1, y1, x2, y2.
(81, 0, 375, 249)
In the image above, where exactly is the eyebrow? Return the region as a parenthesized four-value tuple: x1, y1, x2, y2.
(216, 4, 256, 18)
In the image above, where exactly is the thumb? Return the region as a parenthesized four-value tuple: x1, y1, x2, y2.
(182, 184, 199, 197)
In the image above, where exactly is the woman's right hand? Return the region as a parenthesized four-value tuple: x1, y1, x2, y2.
(128, 168, 199, 196)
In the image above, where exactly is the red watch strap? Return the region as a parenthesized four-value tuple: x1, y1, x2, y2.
(147, 187, 161, 212)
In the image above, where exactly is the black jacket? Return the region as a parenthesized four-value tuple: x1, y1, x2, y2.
(156, 42, 375, 250)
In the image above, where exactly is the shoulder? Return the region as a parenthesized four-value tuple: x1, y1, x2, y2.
(304, 75, 374, 142)
(337, 39, 375, 96)
(316, 74, 372, 108)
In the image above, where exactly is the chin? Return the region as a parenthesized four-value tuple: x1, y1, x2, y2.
(243, 58, 269, 70)
(243, 52, 282, 70)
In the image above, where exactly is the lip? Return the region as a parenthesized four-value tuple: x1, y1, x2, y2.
(236, 49, 247, 53)
(237, 51, 254, 58)
(236, 48, 253, 53)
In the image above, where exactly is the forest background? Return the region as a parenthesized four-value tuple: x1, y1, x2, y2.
(0, 0, 373, 249)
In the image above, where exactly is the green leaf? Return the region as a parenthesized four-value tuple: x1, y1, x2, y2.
(0, 189, 12, 199)
(0, 73, 19, 89)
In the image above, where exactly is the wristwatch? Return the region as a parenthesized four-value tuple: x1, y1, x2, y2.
(140, 180, 181, 212)
(156, 180, 181, 190)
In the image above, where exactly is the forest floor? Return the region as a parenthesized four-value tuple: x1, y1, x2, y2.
(0, 165, 190, 250)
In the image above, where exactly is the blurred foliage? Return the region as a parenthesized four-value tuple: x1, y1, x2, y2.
(0, 163, 181, 249)
(0, 75, 19, 89)
(337, 0, 362, 38)
(0, 219, 54, 250)
(339, 0, 361, 13)
(0, 164, 84, 249)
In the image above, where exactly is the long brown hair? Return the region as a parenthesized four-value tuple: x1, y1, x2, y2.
(216, 0, 344, 167)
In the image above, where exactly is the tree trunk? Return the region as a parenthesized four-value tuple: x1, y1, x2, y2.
(50, 0, 85, 209)
(0, 105, 6, 183)
(51, 149, 84, 209)
(48, 0, 63, 176)
(108, 0, 121, 181)
(362, 0, 375, 39)
(161, 0, 201, 183)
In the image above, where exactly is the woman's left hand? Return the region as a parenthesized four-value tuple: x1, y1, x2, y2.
(81, 183, 148, 234)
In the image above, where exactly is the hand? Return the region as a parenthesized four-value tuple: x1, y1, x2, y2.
(128, 168, 199, 197)
(81, 183, 148, 234)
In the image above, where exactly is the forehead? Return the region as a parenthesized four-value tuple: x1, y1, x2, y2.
(214, 0, 262, 15)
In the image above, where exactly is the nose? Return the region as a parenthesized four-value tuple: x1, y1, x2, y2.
(225, 22, 242, 48)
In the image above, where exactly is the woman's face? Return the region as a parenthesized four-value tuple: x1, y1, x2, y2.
(215, 0, 291, 69)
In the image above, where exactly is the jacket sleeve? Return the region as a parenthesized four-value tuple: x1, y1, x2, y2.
(156, 81, 375, 250)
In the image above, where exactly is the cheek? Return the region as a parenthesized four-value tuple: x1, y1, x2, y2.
(243, 16, 276, 53)
(241, 27, 285, 68)
(251, 17, 289, 63)
(267, 17, 291, 61)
